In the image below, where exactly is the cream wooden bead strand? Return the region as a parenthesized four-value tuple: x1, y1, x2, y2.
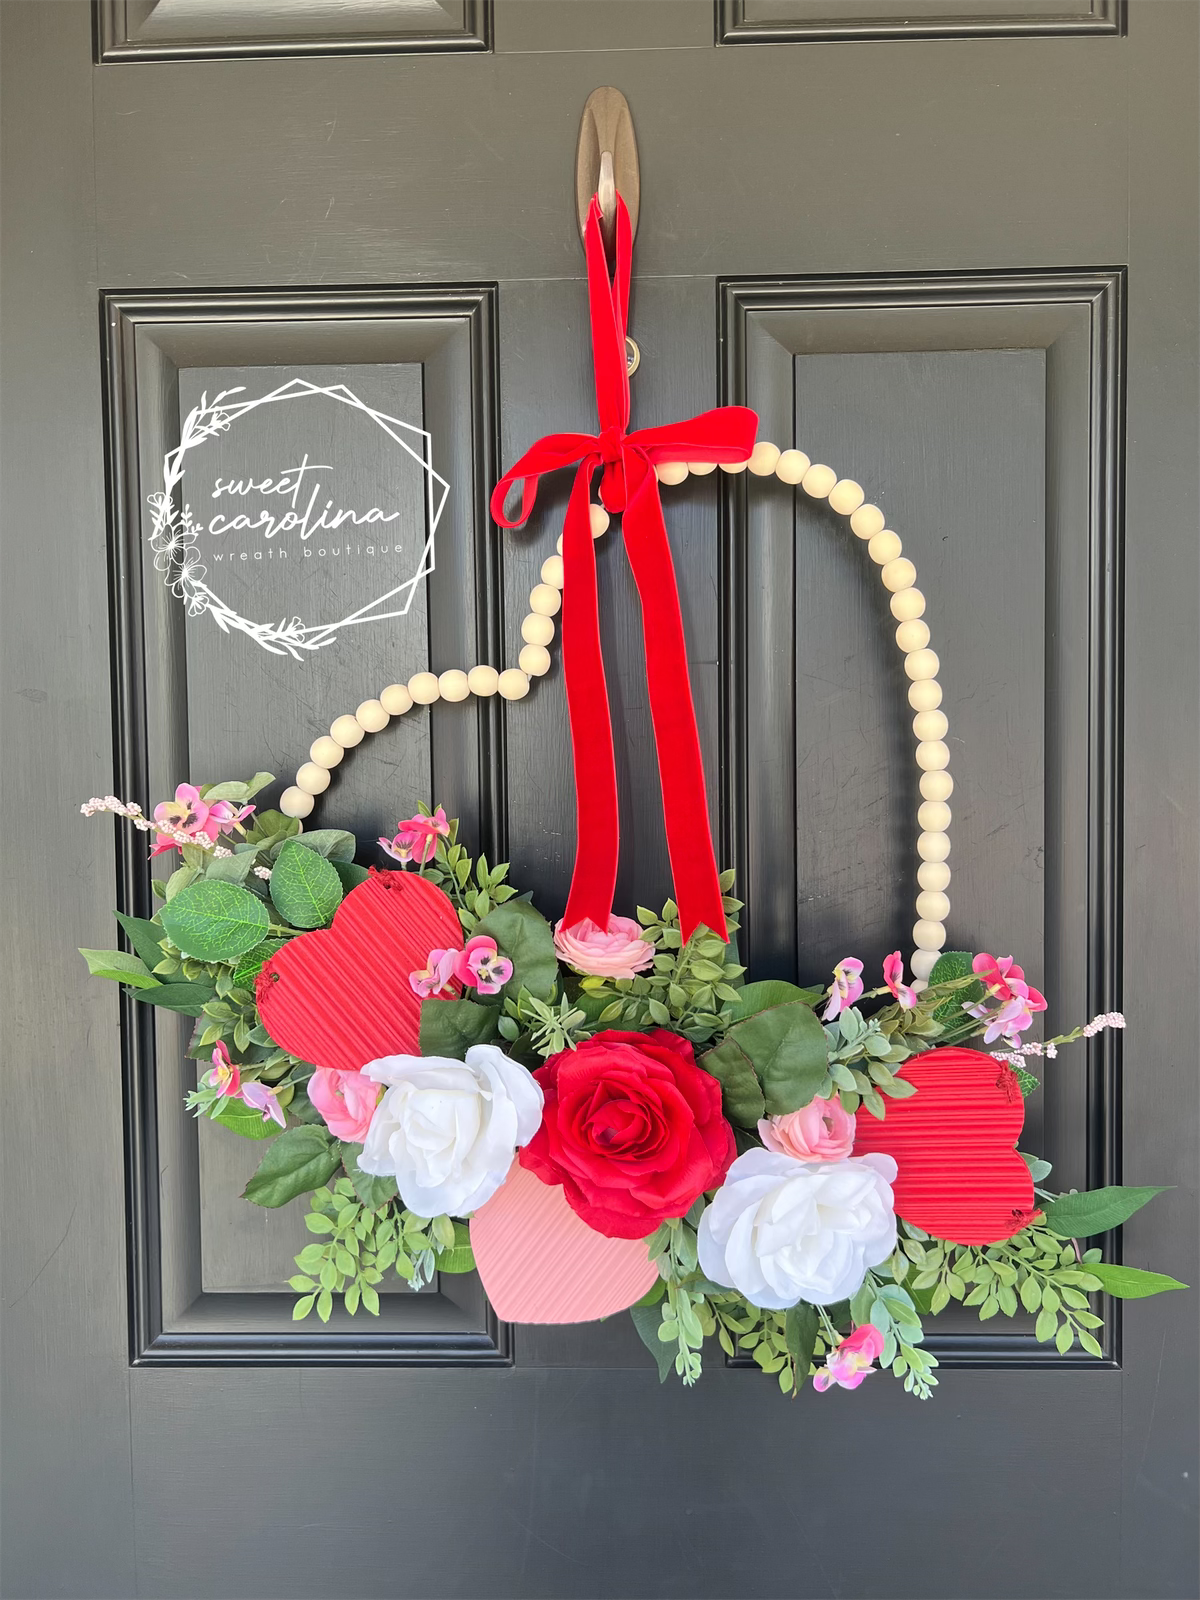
(279, 536, 582, 820)
(654, 448, 952, 980)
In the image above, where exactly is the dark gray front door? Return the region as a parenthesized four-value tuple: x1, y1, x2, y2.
(3, 3, 1196, 1596)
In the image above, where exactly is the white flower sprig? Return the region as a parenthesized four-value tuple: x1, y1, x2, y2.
(992, 1011, 1125, 1065)
(79, 794, 232, 855)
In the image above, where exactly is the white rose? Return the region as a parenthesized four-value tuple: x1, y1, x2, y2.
(697, 1147, 898, 1309)
(357, 1045, 543, 1218)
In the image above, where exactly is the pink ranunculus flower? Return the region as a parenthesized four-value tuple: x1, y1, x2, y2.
(151, 782, 253, 856)
(380, 807, 451, 867)
(882, 950, 919, 1010)
(456, 935, 513, 996)
(822, 957, 865, 1021)
(308, 1066, 382, 1144)
(553, 915, 655, 980)
(972, 952, 1047, 1014)
(240, 1080, 286, 1129)
(205, 1040, 241, 1099)
(812, 1324, 886, 1392)
(759, 1096, 857, 1163)
(409, 948, 460, 999)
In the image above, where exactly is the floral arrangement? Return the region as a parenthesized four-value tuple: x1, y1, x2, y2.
(81, 782, 1184, 1400)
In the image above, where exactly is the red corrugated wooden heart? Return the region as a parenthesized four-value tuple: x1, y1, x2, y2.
(851, 1046, 1038, 1245)
(256, 870, 461, 1073)
(471, 1162, 659, 1324)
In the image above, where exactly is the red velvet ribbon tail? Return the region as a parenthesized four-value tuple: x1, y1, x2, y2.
(622, 470, 727, 943)
(560, 458, 620, 931)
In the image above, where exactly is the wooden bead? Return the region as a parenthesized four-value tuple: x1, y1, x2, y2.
(912, 709, 948, 741)
(917, 889, 951, 922)
(521, 612, 555, 646)
(917, 859, 951, 892)
(775, 449, 810, 484)
(656, 461, 688, 486)
(904, 648, 940, 682)
(897, 620, 931, 654)
(295, 761, 331, 796)
(355, 699, 389, 733)
(589, 504, 609, 537)
(828, 478, 865, 515)
(380, 683, 413, 716)
(330, 714, 365, 748)
(719, 457, 748, 473)
(916, 739, 950, 771)
(868, 530, 903, 565)
(497, 669, 530, 700)
(688, 460, 717, 475)
(467, 665, 499, 697)
(519, 643, 551, 676)
(917, 831, 952, 863)
(309, 735, 344, 769)
(890, 587, 926, 622)
(439, 669, 470, 702)
(910, 947, 939, 980)
(850, 503, 885, 539)
(748, 441, 781, 476)
(280, 785, 315, 819)
(529, 583, 561, 616)
(918, 800, 952, 833)
(920, 770, 954, 803)
(801, 463, 837, 498)
(408, 671, 441, 705)
(881, 557, 917, 592)
(908, 678, 942, 712)
(913, 919, 947, 953)
(540, 554, 564, 588)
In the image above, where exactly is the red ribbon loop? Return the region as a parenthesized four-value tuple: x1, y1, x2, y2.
(490, 196, 758, 943)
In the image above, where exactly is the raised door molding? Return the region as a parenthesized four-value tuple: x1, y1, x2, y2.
(716, 0, 1124, 44)
(95, 0, 491, 62)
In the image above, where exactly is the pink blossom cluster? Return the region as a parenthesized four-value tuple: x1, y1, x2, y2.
(812, 1324, 885, 1392)
(81, 784, 253, 858)
(204, 1041, 284, 1128)
(965, 952, 1048, 1044)
(410, 935, 514, 998)
(379, 807, 451, 866)
(822, 950, 920, 1021)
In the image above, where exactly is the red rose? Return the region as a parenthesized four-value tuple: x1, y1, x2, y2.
(519, 1029, 736, 1239)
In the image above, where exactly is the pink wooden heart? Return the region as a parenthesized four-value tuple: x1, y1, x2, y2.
(470, 1162, 659, 1323)
(851, 1046, 1038, 1245)
(255, 870, 461, 1073)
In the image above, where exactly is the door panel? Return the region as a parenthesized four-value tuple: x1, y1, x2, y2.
(3, 2, 1196, 1597)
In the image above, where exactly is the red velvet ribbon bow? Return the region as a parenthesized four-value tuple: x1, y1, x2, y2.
(490, 195, 758, 943)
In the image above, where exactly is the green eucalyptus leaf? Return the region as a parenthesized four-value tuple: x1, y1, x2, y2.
(243, 1126, 343, 1207)
(1043, 1185, 1172, 1240)
(698, 1036, 766, 1128)
(280, 828, 357, 863)
(1085, 1263, 1188, 1299)
(113, 911, 168, 970)
(473, 899, 558, 1000)
(928, 951, 985, 1030)
(203, 850, 259, 885)
(630, 1301, 675, 1383)
(232, 939, 286, 989)
(434, 1222, 476, 1274)
(79, 948, 160, 988)
(201, 780, 250, 802)
(725, 980, 822, 1020)
(269, 838, 343, 929)
(419, 997, 501, 1059)
(784, 1301, 819, 1380)
(725, 1001, 828, 1116)
(332, 860, 370, 894)
(160, 879, 270, 962)
(129, 981, 214, 1017)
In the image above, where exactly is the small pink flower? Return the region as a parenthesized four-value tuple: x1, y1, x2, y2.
(151, 783, 253, 856)
(308, 1067, 381, 1143)
(967, 994, 1036, 1045)
(379, 807, 451, 867)
(240, 1080, 286, 1129)
(409, 948, 460, 999)
(882, 950, 919, 1010)
(457, 935, 513, 996)
(205, 1039, 241, 1098)
(812, 1323, 885, 1392)
(759, 1096, 856, 1162)
(822, 957, 865, 1021)
(972, 952, 1047, 1014)
(553, 915, 655, 980)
